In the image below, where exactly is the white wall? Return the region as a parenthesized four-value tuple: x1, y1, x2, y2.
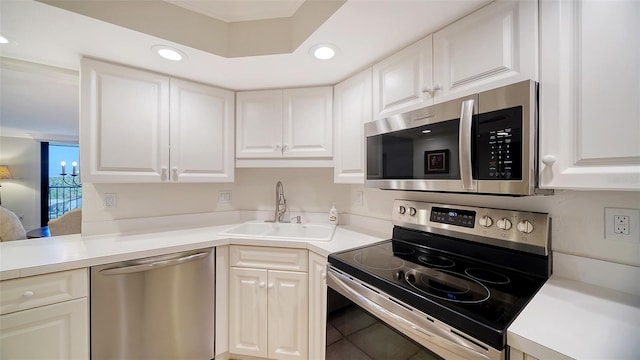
(0, 136, 41, 230)
(349, 186, 640, 267)
(82, 168, 350, 223)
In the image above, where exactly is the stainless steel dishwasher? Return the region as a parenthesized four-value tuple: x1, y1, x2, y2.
(91, 248, 215, 360)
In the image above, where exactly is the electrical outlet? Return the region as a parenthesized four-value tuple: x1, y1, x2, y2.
(605, 207, 639, 242)
(354, 190, 364, 206)
(104, 193, 117, 209)
(218, 190, 232, 204)
(614, 215, 630, 235)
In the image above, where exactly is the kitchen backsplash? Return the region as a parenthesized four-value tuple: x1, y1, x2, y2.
(6, 152, 638, 268)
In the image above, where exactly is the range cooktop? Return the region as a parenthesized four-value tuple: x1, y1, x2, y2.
(328, 200, 551, 350)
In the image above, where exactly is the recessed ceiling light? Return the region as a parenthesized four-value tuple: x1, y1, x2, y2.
(0, 36, 9, 44)
(152, 45, 186, 61)
(310, 44, 339, 60)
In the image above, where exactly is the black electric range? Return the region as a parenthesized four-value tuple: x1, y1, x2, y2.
(328, 200, 551, 356)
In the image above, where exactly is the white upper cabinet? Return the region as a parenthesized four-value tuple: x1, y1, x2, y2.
(283, 87, 333, 158)
(333, 68, 372, 184)
(371, 0, 537, 119)
(236, 90, 284, 158)
(170, 79, 235, 182)
(372, 35, 433, 120)
(433, 0, 538, 103)
(538, 0, 640, 190)
(80, 58, 235, 183)
(81, 58, 169, 182)
(236, 87, 333, 167)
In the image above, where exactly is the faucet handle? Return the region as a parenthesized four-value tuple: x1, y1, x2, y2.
(291, 216, 302, 224)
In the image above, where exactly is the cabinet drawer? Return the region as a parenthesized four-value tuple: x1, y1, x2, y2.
(230, 246, 307, 272)
(0, 269, 88, 315)
(0, 298, 89, 360)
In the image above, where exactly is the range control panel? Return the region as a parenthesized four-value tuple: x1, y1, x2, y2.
(391, 199, 550, 256)
(430, 207, 476, 228)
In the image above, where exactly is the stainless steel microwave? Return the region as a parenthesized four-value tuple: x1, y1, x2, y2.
(365, 80, 549, 196)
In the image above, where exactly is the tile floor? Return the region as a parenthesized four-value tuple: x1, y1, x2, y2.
(325, 304, 442, 360)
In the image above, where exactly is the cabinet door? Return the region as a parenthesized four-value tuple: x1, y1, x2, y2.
(433, 0, 537, 103)
(334, 68, 372, 184)
(268, 270, 308, 360)
(372, 35, 433, 120)
(229, 267, 268, 358)
(283, 87, 333, 158)
(170, 79, 235, 182)
(236, 90, 283, 158)
(539, 0, 640, 190)
(80, 58, 169, 182)
(0, 298, 88, 359)
(308, 252, 327, 360)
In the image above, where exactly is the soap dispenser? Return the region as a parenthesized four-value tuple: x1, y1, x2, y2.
(329, 203, 338, 225)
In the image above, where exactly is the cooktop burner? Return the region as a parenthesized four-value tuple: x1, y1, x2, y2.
(392, 243, 416, 255)
(465, 268, 511, 285)
(353, 244, 405, 270)
(418, 254, 455, 268)
(404, 268, 490, 304)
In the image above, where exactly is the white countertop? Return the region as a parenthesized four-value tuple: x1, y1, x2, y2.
(0, 223, 386, 280)
(508, 276, 640, 359)
(5, 222, 639, 359)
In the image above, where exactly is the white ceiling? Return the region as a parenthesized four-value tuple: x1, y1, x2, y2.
(164, 0, 305, 22)
(0, 0, 489, 141)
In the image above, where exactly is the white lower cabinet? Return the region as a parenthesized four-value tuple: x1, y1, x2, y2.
(509, 347, 539, 360)
(308, 252, 327, 360)
(229, 246, 309, 360)
(0, 269, 89, 360)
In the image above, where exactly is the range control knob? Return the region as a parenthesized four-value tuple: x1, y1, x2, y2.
(496, 218, 513, 231)
(517, 220, 534, 234)
(399, 206, 407, 214)
(478, 215, 493, 227)
(409, 207, 417, 216)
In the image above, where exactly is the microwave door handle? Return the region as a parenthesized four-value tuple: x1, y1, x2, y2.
(459, 99, 475, 190)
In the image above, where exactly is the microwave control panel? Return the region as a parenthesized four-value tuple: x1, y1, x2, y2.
(476, 106, 523, 180)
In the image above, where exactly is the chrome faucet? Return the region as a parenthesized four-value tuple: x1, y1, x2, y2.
(266, 181, 288, 223)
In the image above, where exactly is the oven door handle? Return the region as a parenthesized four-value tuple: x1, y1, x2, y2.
(328, 270, 491, 360)
(459, 98, 476, 190)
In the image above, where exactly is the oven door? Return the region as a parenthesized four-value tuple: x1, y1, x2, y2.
(365, 94, 478, 193)
(327, 268, 504, 360)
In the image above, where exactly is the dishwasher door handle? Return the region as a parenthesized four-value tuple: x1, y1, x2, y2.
(100, 252, 210, 275)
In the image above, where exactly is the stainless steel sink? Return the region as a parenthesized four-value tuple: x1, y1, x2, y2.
(219, 221, 336, 241)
